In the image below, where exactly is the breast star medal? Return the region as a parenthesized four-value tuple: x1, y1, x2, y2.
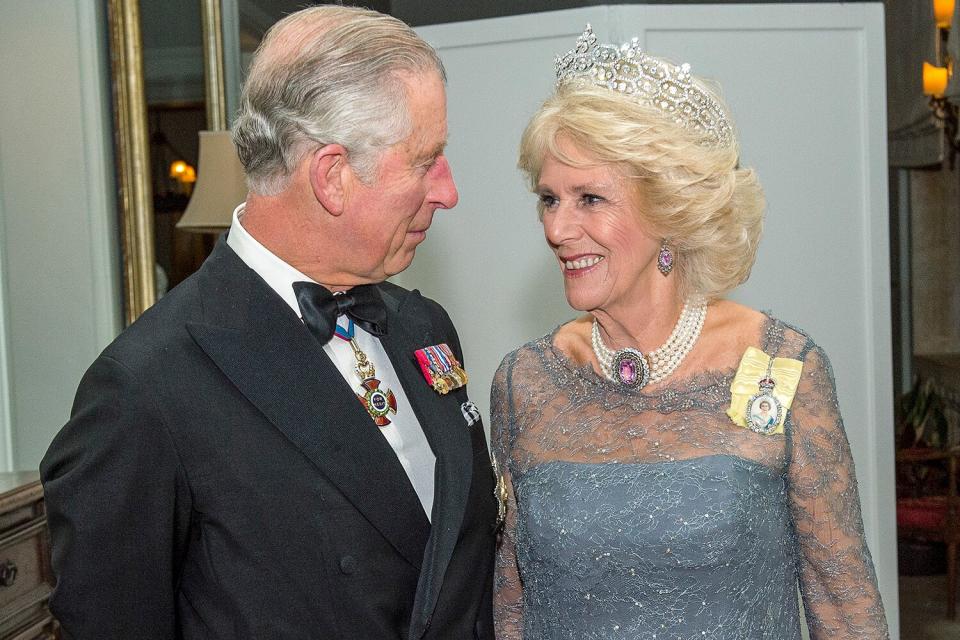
(336, 320, 397, 427)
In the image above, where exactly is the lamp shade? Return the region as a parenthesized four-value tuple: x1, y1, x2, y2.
(176, 130, 247, 233)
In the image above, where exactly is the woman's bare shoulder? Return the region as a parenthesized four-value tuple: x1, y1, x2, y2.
(689, 300, 769, 370)
(552, 315, 595, 367)
(707, 300, 767, 335)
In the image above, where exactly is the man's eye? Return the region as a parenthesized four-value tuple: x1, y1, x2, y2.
(418, 157, 439, 172)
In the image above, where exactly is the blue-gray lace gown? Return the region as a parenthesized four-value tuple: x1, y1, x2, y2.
(491, 317, 889, 639)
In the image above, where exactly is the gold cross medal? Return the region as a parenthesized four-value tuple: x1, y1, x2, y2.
(336, 320, 398, 427)
(358, 377, 398, 427)
(350, 342, 397, 427)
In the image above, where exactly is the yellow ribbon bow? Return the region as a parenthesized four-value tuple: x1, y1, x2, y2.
(726, 347, 803, 435)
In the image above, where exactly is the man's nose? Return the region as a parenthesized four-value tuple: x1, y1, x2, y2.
(430, 156, 459, 210)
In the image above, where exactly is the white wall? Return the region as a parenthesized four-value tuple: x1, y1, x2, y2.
(0, 1, 121, 471)
(405, 4, 898, 635)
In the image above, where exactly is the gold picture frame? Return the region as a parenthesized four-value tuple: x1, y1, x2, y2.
(107, 0, 156, 325)
(106, 0, 226, 324)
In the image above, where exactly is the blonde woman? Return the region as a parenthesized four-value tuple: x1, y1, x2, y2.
(490, 26, 889, 639)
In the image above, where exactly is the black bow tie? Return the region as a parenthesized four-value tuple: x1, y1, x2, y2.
(293, 282, 388, 344)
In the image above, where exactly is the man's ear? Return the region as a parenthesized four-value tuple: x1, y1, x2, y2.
(308, 144, 349, 215)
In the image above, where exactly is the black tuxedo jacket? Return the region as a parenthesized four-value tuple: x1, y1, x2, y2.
(40, 240, 497, 639)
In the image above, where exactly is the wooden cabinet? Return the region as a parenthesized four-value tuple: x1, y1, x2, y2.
(0, 473, 56, 639)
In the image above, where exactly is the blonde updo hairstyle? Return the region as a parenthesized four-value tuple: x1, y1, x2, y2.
(518, 80, 765, 302)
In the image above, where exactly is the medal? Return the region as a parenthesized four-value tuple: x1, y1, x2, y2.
(745, 362, 782, 435)
(336, 320, 397, 427)
(726, 346, 801, 435)
(357, 377, 398, 427)
(491, 451, 508, 529)
(414, 343, 468, 394)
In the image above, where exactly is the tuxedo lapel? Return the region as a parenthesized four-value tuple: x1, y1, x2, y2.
(185, 242, 430, 568)
(376, 287, 473, 639)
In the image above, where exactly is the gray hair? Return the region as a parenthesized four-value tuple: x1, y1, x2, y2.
(231, 5, 446, 195)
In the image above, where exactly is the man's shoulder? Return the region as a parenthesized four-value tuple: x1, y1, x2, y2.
(104, 241, 251, 361)
(375, 279, 414, 303)
(100, 270, 208, 368)
(377, 281, 451, 325)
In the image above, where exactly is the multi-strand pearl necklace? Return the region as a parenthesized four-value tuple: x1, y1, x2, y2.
(591, 297, 707, 389)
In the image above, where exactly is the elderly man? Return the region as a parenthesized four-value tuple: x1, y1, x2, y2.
(40, 6, 497, 639)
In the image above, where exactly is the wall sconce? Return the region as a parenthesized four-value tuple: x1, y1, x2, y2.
(149, 126, 197, 200)
(924, 0, 960, 167)
(169, 160, 197, 195)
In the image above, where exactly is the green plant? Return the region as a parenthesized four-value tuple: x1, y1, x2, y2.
(897, 377, 951, 449)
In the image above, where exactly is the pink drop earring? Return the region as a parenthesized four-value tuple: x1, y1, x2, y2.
(657, 239, 674, 276)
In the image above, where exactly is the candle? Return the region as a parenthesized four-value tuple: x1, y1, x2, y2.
(924, 61, 950, 96)
(935, 0, 955, 28)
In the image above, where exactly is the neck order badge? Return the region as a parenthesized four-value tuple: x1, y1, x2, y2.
(335, 319, 398, 427)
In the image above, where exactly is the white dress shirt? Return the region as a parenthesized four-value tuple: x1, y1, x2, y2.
(226, 204, 436, 520)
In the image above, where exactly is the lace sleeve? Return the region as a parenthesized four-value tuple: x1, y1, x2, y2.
(491, 356, 524, 639)
(787, 344, 889, 638)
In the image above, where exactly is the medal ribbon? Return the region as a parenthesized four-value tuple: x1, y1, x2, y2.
(333, 318, 397, 426)
(726, 346, 803, 433)
(334, 318, 355, 341)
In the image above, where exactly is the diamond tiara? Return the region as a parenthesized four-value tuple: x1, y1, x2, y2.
(555, 25, 734, 148)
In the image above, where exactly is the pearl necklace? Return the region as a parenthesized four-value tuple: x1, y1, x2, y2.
(591, 297, 707, 389)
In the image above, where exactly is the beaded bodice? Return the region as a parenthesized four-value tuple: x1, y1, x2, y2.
(491, 316, 889, 639)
